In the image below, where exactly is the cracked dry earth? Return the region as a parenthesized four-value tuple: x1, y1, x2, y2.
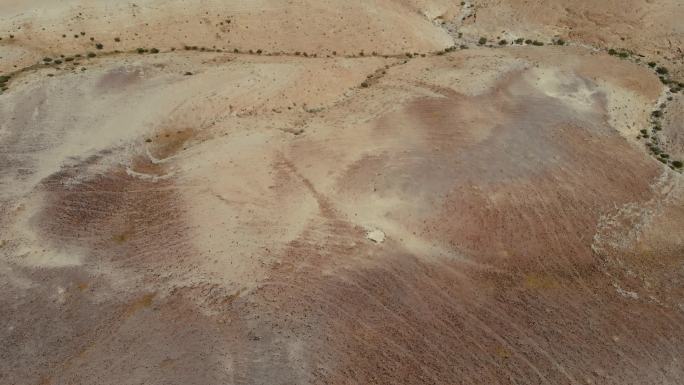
(1, 1, 684, 385)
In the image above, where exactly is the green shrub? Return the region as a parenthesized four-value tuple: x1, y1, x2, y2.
(43, 57, 53, 62)
(532, 40, 544, 46)
(660, 153, 670, 159)
(0, 75, 10, 83)
(656, 66, 668, 75)
(608, 49, 617, 55)
(137, 48, 146, 54)
(618, 52, 629, 58)
(555, 39, 565, 45)
(478, 37, 487, 45)
(95, 43, 103, 50)
(87, 52, 96, 58)
(673, 161, 683, 168)
(640, 129, 648, 135)
(524, 39, 532, 44)
(647, 62, 656, 67)
(515, 38, 524, 44)
(150, 48, 159, 53)
(498, 39, 507, 45)
(651, 110, 663, 118)
(114, 37, 121, 42)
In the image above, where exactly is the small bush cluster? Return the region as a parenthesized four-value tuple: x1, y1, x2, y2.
(0, 75, 10, 93)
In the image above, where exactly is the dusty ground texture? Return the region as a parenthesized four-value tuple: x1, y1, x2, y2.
(1, 1, 684, 385)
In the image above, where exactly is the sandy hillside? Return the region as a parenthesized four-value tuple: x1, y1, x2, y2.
(1, 1, 684, 385)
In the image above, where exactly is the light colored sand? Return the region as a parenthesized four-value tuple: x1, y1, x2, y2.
(1, 1, 683, 384)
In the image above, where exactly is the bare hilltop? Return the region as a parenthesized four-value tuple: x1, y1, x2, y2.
(1, 1, 683, 384)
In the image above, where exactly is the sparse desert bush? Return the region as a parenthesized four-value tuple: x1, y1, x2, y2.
(660, 153, 670, 159)
(115, 37, 121, 42)
(0, 75, 10, 84)
(555, 39, 565, 45)
(608, 49, 617, 55)
(673, 161, 683, 168)
(648, 62, 656, 67)
(95, 43, 103, 50)
(640, 129, 648, 135)
(532, 41, 544, 46)
(499, 39, 507, 45)
(150, 48, 159, 53)
(656, 66, 668, 75)
(360, 81, 369, 88)
(651, 110, 663, 118)
(618, 51, 629, 58)
(137, 48, 146, 54)
(478, 37, 487, 45)
(515, 38, 524, 44)
(43, 57, 52, 62)
(524, 39, 532, 44)
(87, 52, 96, 58)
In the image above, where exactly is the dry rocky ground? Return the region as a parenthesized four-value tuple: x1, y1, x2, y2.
(1, 1, 683, 384)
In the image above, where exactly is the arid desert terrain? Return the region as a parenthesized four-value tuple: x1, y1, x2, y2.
(1, 1, 683, 384)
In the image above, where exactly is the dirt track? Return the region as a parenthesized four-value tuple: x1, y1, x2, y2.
(1, 1, 683, 384)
